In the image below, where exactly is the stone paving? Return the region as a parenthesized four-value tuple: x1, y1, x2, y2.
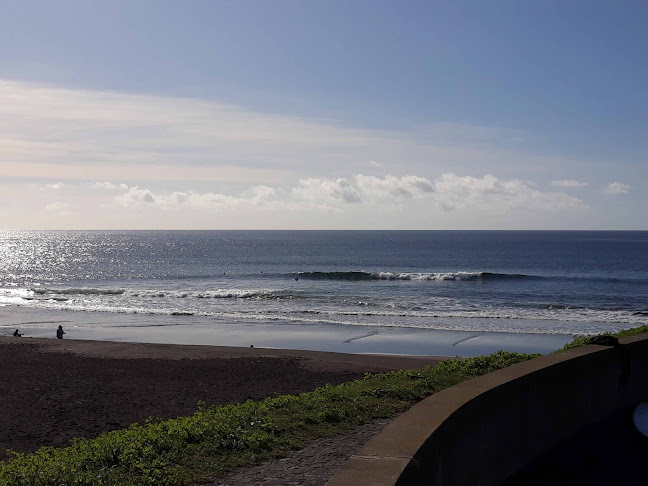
(209, 418, 392, 486)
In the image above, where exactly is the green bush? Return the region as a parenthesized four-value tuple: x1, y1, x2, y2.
(562, 324, 648, 350)
(0, 351, 537, 486)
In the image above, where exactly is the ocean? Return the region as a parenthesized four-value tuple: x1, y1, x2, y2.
(1, 230, 646, 356)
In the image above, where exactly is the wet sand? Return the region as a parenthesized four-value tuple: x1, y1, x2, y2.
(0, 336, 445, 461)
(0, 306, 574, 358)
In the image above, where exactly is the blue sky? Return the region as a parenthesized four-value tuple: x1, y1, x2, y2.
(0, 0, 645, 229)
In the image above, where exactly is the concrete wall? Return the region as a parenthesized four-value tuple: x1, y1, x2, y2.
(327, 334, 648, 486)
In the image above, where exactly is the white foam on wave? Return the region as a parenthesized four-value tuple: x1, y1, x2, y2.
(7, 292, 644, 336)
(3, 285, 645, 336)
(31, 287, 125, 296)
(0, 287, 34, 306)
(124, 288, 290, 300)
(373, 271, 480, 281)
(158, 310, 620, 336)
(26, 286, 290, 300)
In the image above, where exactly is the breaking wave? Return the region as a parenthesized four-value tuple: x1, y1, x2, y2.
(31, 287, 125, 296)
(296, 271, 539, 282)
(28, 287, 294, 300)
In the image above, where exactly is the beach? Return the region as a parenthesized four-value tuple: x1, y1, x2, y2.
(0, 336, 444, 461)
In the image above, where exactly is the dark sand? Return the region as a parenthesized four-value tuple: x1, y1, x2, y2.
(0, 337, 445, 461)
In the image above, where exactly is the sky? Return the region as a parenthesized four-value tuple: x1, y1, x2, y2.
(1, 0, 646, 230)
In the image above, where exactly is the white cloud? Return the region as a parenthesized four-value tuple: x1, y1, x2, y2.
(116, 187, 157, 206)
(46, 181, 66, 190)
(433, 173, 586, 212)
(169, 192, 240, 210)
(94, 182, 129, 192)
(114, 185, 276, 211)
(109, 173, 585, 217)
(354, 175, 434, 201)
(113, 175, 434, 214)
(604, 182, 630, 195)
(240, 186, 279, 206)
(292, 178, 362, 210)
(551, 179, 588, 188)
(45, 201, 73, 214)
(290, 174, 435, 208)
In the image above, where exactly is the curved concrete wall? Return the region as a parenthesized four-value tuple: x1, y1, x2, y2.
(327, 334, 648, 486)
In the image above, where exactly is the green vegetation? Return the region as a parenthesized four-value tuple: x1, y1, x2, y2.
(0, 351, 537, 486)
(562, 324, 648, 350)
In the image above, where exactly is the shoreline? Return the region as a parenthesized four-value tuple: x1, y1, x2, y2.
(1, 306, 574, 358)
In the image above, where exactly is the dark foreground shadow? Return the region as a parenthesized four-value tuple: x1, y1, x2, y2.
(501, 406, 648, 485)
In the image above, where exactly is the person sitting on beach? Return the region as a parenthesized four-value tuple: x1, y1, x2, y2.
(13, 329, 22, 337)
(56, 325, 65, 339)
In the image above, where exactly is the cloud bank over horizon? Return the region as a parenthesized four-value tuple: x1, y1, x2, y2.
(109, 173, 585, 213)
(27, 171, 589, 229)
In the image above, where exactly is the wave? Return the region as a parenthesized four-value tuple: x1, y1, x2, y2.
(13, 292, 646, 328)
(297, 271, 376, 281)
(535, 303, 586, 310)
(27, 287, 295, 300)
(31, 288, 126, 296)
(5, 289, 646, 336)
(11, 299, 646, 335)
(294, 270, 648, 285)
(126, 289, 295, 300)
(296, 271, 539, 282)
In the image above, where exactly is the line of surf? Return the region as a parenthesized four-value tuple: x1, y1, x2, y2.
(295, 271, 540, 281)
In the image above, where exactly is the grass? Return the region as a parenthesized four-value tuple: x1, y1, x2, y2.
(562, 324, 648, 350)
(0, 351, 537, 486)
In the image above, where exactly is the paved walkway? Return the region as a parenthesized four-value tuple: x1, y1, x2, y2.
(210, 418, 392, 486)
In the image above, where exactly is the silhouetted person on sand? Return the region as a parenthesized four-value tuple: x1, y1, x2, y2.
(13, 329, 22, 337)
(56, 325, 65, 339)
